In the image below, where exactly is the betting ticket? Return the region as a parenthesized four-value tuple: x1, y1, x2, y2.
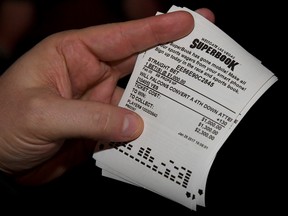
(93, 5, 278, 211)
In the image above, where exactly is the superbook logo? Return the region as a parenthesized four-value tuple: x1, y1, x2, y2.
(190, 38, 239, 71)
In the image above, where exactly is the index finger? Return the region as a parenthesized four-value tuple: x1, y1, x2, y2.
(79, 11, 194, 61)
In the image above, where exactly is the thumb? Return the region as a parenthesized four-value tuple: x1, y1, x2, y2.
(40, 97, 144, 142)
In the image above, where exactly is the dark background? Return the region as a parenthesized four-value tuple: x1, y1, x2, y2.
(0, 0, 286, 214)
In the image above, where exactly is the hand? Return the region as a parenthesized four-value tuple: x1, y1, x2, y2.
(0, 9, 214, 184)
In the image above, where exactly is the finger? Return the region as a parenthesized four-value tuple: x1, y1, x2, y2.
(81, 84, 125, 105)
(37, 96, 144, 142)
(104, 8, 215, 79)
(78, 11, 195, 61)
(111, 86, 125, 105)
(108, 8, 215, 79)
(195, 8, 215, 23)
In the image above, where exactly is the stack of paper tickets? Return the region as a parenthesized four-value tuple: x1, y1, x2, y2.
(93, 5, 278, 211)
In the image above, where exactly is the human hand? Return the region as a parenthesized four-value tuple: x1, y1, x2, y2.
(0, 9, 214, 184)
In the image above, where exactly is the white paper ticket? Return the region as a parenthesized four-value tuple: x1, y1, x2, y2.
(93, 5, 278, 211)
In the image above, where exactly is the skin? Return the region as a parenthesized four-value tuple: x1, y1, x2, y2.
(0, 9, 214, 185)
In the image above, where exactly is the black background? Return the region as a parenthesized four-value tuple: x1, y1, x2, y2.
(0, 0, 286, 214)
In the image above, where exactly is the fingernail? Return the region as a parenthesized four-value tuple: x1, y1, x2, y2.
(122, 113, 143, 139)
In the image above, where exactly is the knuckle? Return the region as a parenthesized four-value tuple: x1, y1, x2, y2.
(92, 110, 111, 137)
